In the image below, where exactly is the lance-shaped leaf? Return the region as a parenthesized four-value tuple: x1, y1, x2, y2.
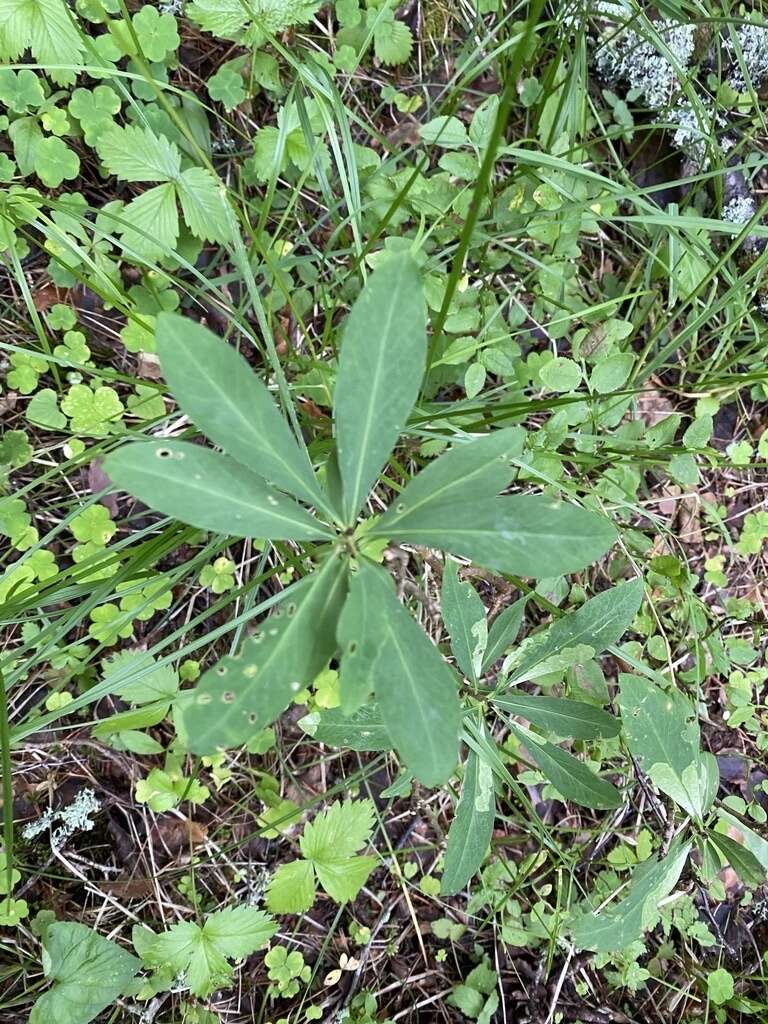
(182, 553, 348, 752)
(617, 673, 717, 820)
(510, 724, 622, 809)
(383, 494, 617, 578)
(706, 831, 765, 887)
(336, 559, 385, 714)
(155, 313, 333, 517)
(570, 839, 691, 952)
(441, 558, 487, 683)
(300, 704, 392, 752)
(504, 578, 643, 685)
(482, 596, 528, 671)
(374, 427, 525, 536)
(104, 440, 332, 541)
(441, 747, 496, 896)
(340, 560, 461, 786)
(334, 254, 426, 524)
(492, 693, 619, 740)
(717, 809, 768, 873)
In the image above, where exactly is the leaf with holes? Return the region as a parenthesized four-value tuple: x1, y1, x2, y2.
(338, 560, 461, 786)
(336, 559, 387, 714)
(182, 552, 348, 753)
(104, 440, 332, 541)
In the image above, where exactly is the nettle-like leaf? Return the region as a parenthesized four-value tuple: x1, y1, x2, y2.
(0, 0, 85, 87)
(266, 800, 376, 914)
(135, 906, 276, 998)
(186, 0, 321, 46)
(373, 8, 413, 65)
(570, 838, 692, 952)
(617, 673, 718, 821)
(182, 552, 348, 753)
(98, 124, 181, 182)
(96, 126, 231, 254)
(30, 920, 140, 1024)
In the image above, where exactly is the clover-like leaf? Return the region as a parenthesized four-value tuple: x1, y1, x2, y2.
(0, 68, 45, 112)
(34, 137, 80, 189)
(68, 86, 121, 146)
(132, 5, 180, 62)
(208, 61, 247, 109)
(61, 383, 124, 436)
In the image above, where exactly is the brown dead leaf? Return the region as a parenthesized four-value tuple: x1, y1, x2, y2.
(678, 494, 702, 544)
(33, 284, 69, 312)
(149, 816, 207, 857)
(136, 352, 162, 380)
(88, 458, 119, 518)
(99, 878, 155, 898)
(636, 385, 676, 427)
(0, 392, 19, 415)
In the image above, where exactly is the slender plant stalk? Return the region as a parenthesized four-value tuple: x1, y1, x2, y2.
(0, 671, 14, 900)
(426, 0, 547, 369)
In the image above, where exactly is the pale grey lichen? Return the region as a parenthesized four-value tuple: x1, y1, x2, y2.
(725, 22, 768, 90)
(595, 19, 696, 111)
(23, 788, 101, 849)
(668, 100, 723, 169)
(723, 195, 757, 224)
(562, 0, 629, 30)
